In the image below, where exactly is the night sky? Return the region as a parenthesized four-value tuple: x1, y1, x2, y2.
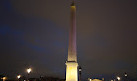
(0, 0, 137, 80)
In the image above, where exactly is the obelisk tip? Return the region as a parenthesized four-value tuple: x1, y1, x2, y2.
(71, 0, 75, 6)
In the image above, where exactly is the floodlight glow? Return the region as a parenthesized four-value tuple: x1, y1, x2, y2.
(2, 77, 7, 81)
(117, 76, 120, 80)
(17, 75, 21, 79)
(125, 74, 127, 77)
(27, 68, 32, 73)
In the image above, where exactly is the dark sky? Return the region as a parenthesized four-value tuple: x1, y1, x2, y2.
(0, 0, 137, 80)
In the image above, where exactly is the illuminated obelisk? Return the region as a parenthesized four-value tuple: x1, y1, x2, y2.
(66, 1, 78, 81)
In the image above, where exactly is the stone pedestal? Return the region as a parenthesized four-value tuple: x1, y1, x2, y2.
(66, 61, 78, 81)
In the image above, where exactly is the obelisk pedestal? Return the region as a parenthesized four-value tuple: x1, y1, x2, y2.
(66, 62, 78, 81)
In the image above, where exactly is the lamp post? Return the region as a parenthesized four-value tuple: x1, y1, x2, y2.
(124, 72, 128, 81)
(117, 76, 120, 81)
(78, 66, 82, 81)
(2, 77, 7, 81)
(17, 75, 21, 81)
(27, 68, 32, 81)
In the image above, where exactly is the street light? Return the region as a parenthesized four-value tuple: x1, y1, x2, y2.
(2, 77, 7, 81)
(117, 76, 120, 81)
(78, 66, 82, 81)
(124, 73, 127, 77)
(27, 68, 32, 74)
(124, 72, 128, 81)
(17, 75, 21, 79)
(27, 68, 32, 81)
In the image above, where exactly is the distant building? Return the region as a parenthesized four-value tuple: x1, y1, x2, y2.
(40, 76, 65, 81)
(0, 76, 65, 81)
(88, 78, 104, 81)
(91, 79, 102, 81)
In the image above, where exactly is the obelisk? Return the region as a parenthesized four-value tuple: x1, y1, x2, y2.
(66, 1, 78, 81)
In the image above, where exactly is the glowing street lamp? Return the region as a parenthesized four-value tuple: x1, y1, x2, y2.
(78, 66, 82, 81)
(17, 75, 21, 79)
(27, 68, 32, 74)
(124, 73, 128, 77)
(124, 72, 128, 81)
(117, 76, 121, 81)
(2, 77, 7, 81)
(27, 68, 32, 81)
